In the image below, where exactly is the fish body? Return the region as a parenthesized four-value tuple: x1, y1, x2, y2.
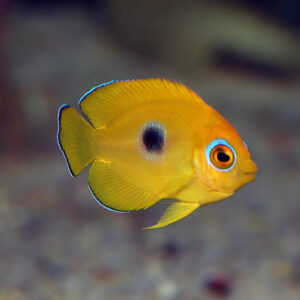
(57, 79, 257, 229)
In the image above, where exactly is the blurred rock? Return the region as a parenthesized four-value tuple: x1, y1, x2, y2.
(159, 240, 181, 259)
(0, 59, 28, 156)
(156, 278, 178, 299)
(205, 274, 232, 297)
(93, 267, 118, 282)
(107, 0, 300, 75)
(290, 254, 300, 286)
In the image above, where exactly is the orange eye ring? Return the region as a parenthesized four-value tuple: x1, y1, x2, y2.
(210, 144, 235, 170)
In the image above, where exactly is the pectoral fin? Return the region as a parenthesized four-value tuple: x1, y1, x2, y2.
(144, 201, 200, 230)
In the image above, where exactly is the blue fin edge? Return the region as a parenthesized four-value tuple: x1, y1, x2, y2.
(57, 104, 76, 177)
(77, 78, 192, 110)
(87, 184, 129, 214)
(78, 80, 119, 109)
(78, 79, 178, 109)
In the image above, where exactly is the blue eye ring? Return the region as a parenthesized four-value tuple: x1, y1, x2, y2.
(206, 139, 236, 172)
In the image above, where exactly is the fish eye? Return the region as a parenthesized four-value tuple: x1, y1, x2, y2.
(206, 139, 236, 171)
(140, 121, 165, 156)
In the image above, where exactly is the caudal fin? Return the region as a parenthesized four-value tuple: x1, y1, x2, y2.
(57, 105, 95, 176)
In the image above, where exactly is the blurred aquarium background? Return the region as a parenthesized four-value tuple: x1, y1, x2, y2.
(0, 0, 299, 299)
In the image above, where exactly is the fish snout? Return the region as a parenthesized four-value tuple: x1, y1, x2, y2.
(243, 160, 258, 181)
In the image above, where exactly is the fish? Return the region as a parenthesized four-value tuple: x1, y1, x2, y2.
(57, 79, 257, 229)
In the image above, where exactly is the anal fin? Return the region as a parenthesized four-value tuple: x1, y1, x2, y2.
(88, 160, 158, 212)
(144, 201, 200, 230)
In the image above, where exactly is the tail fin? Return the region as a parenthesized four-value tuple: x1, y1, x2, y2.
(57, 105, 95, 176)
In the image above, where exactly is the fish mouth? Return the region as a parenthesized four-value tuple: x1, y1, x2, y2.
(244, 172, 257, 183)
(244, 160, 258, 180)
(199, 170, 257, 195)
(244, 171, 257, 177)
(244, 166, 257, 179)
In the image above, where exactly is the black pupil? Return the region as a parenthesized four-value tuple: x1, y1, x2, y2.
(143, 126, 164, 153)
(217, 151, 230, 162)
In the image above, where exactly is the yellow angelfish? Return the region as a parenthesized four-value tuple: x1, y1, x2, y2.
(57, 79, 257, 229)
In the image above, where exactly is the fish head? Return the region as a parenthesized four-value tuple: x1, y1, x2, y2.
(193, 110, 257, 196)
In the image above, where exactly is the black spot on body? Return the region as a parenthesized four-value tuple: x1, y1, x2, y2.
(142, 125, 164, 153)
(217, 152, 230, 162)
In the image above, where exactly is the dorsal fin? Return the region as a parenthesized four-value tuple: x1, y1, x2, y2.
(78, 79, 204, 128)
